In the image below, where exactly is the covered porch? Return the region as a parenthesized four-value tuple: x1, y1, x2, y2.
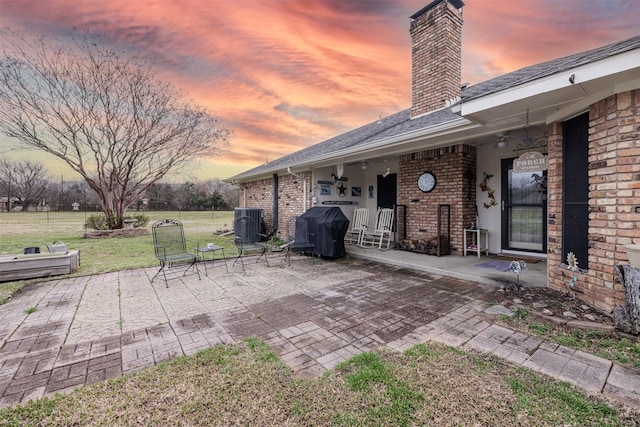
(345, 244, 547, 289)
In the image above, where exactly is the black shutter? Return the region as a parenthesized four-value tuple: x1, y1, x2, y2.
(562, 113, 589, 269)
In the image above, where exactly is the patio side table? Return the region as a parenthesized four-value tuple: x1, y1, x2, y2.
(196, 245, 228, 275)
(463, 228, 489, 258)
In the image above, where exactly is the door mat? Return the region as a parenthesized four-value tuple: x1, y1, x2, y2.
(497, 255, 542, 263)
(475, 260, 512, 272)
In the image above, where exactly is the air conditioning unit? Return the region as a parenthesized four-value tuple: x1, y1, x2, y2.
(234, 208, 263, 243)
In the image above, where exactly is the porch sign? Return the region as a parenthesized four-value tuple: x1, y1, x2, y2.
(513, 151, 548, 173)
(321, 200, 358, 205)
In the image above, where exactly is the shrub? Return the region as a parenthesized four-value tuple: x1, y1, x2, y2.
(85, 213, 110, 230)
(127, 213, 149, 228)
(269, 235, 286, 246)
(86, 213, 149, 230)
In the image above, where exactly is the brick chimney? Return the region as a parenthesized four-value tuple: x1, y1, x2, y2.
(410, 0, 464, 118)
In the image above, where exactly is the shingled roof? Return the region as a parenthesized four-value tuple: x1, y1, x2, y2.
(230, 108, 464, 180)
(461, 34, 640, 103)
(229, 34, 640, 182)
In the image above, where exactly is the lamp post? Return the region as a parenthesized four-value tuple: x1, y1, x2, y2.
(75, 186, 87, 231)
(5, 170, 12, 212)
(84, 188, 87, 224)
(60, 175, 64, 212)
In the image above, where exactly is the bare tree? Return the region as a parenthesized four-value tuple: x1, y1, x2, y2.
(0, 29, 230, 228)
(0, 157, 50, 211)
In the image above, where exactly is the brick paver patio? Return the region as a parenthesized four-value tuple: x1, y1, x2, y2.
(0, 254, 638, 409)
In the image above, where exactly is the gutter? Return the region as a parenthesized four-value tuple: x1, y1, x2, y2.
(321, 116, 474, 159)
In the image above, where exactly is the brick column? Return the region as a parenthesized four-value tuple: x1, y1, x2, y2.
(398, 144, 476, 253)
(548, 89, 640, 312)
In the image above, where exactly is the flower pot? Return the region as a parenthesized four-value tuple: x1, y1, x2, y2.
(624, 244, 640, 268)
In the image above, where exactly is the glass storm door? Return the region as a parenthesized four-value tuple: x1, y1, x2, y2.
(501, 158, 546, 253)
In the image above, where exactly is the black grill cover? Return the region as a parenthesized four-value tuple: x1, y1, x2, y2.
(300, 207, 350, 258)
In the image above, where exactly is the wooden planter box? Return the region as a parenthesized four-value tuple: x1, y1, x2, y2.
(0, 250, 80, 282)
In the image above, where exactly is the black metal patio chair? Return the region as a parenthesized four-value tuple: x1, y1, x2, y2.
(284, 216, 317, 266)
(233, 215, 270, 271)
(151, 219, 201, 287)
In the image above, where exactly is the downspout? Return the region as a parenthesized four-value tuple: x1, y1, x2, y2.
(287, 167, 307, 213)
(233, 180, 246, 208)
(272, 173, 279, 232)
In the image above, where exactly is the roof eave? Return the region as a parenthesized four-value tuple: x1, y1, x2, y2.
(227, 115, 474, 184)
(456, 49, 640, 124)
(292, 115, 473, 164)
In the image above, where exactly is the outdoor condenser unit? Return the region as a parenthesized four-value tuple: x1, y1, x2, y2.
(234, 208, 263, 243)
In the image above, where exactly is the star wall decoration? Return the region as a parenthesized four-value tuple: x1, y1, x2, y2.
(337, 182, 347, 196)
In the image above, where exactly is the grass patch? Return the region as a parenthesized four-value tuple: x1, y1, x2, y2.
(23, 306, 37, 314)
(0, 280, 25, 304)
(505, 368, 619, 425)
(528, 321, 553, 334)
(336, 351, 424, 425)
(1, 340, 636, 426)
(513, 306, 528, 320)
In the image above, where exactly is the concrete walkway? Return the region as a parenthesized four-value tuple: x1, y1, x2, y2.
(0, 253, 638, 410)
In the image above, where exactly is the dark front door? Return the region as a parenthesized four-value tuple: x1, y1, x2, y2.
(501, 158, 547, 253)
(377, 173, 397, 209)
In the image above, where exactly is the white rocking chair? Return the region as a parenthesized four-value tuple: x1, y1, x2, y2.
(344, 208, 370, 245)
(360, 208, 394, 249)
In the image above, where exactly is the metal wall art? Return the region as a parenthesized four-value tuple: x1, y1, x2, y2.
(479, 172, 497, 209)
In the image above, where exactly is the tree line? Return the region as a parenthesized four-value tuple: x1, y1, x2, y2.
(0, 157, 239, 212)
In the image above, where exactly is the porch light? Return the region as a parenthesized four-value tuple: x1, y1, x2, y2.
(495, 133, 507, 149)
(361, 161, 368, 170)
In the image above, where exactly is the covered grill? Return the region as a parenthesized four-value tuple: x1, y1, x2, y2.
(299, 207, 349, 258)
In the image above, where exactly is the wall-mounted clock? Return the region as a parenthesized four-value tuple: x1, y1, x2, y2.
(417, 172, 436, 193)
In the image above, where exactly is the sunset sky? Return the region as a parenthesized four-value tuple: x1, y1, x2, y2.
(1, 0, 638, 181)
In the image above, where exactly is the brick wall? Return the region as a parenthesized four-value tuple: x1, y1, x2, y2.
(241, 176, 274, 232)
(398, 144, 476, 252)
(410, 0, 463, 118)
(546, 121, 570, 299)
(547, 89, 640, 312)
(277, 172, 312, 239)
(242, 172, 312, 238)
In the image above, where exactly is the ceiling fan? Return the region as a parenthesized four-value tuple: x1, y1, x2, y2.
(496, 110, 548, 152)
(344, 160, 368, 169)
(332, 160, 368, 181)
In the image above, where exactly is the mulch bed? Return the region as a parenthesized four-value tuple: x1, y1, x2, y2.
(494, 285, 615, 327)
(84, 229, 148, 238)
